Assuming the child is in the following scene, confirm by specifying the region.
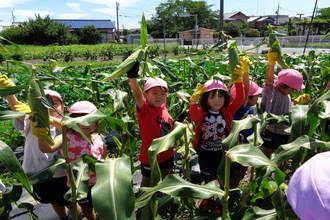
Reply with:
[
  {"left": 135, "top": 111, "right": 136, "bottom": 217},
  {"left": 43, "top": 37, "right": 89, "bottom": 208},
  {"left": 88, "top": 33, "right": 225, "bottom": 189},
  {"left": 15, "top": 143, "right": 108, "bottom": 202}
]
[
  {"left": 35, "top": 101, "right": 107, "bottom": 220},
  {"left": 127, "top": 63, "right": 174, "bottom": 188},
  {"left": 287, "top": 152, "right": 330, "bottom": 219},
  {"left": 261, "top": 50, "right": 306, "bottom": 158},
  {"left": 189, "top": 61, "right": 246, "bottom": 185},
  {"left": 0, "top": 75, "right": 73, "bottom": 220}
]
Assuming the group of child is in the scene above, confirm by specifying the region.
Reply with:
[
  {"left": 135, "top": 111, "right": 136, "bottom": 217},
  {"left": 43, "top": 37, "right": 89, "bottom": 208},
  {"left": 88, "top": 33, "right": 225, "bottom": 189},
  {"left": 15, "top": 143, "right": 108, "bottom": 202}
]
[{"left": 0, "top": 48, "right": 310, "bottom": 219}]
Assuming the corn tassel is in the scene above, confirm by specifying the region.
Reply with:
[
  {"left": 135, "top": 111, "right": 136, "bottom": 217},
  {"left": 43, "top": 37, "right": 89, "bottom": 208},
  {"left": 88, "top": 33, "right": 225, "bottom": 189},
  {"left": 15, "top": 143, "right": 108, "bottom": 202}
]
[
  {"left": 228, "top": 41, "right": 240, "bottom": 86},
  {"left": 28, "top": 67, "right": 55, "bottom": 145},
  {"left": 102, "top": 48, "right": 145, "bottom": 82},
  {"left": 269, "top": 33, "right": 290, "bottom": 69}
]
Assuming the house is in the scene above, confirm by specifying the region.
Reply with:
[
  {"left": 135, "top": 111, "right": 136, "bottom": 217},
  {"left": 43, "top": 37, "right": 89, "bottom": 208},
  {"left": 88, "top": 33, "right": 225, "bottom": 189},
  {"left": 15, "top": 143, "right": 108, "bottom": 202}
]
[
  {"left": 53, "top": 19, "right": 116, "bottom": 43},
  {"left": 248, "top": 16, "right": 275, "bottom": 30},
  {"left": 178, "top": 27, "right": 215, "bottom": 45},
  {"left": 224, "top": 12, "right": 249, "bottom": 23}
]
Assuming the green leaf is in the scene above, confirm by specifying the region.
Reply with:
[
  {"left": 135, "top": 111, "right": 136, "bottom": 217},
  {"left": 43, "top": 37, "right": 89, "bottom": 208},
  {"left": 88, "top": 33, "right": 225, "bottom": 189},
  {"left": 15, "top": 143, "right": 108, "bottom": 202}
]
[
  {"left": 306, "top": 90, "right": 330, "bottom": 136},
  {"left": 0, "top": 85, "right": 29, "bottom": 97},
  {"left": 0, "top": 110, "right": 26, "bottom": 121},
  {"left": 227, "top": 144, "right": 277, "bottom": 167},
  {"left": 0, "top": 141, "right": 33, "bottom": 195},
  {"left": 242, "top": 207, "right": 277, "bottom": 219},
  {"left": 92, "top": 156, "right": 136, "bottom": 220},
  {"left": 140, "top": 12, "right": 148, "bottom": 49},
  {"left": 148, "top": 122, "right": 189, "bottom": 186},
  {"left": 272, "top": 135, "right": 330, "bottom": 165},
  {"left": 28, "top": 155, "right": 67, "bottom": 185},
  {"left": 113, "top": 89, "right": 128, "bottom": 113},
  {"left": 288, "top": 105, "right": 309, "bottom": 141},
  {"left": 136, "top": 174, "right": 224, "bottom": 209}
]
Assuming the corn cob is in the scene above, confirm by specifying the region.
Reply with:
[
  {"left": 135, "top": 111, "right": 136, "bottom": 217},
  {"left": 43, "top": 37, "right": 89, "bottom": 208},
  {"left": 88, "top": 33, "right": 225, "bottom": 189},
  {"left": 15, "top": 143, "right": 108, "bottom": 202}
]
[
  {"left": 228, "top": 40, "right": 240, "bottom": 86},
  {"left": 28, "top": 67, "right": 55, "bottom": 145},
  {"left": 269, "top": 33, "right": 290, "bottom": 69},
  {"left": 102, "top": 48, "right": 145, "bottom": 82}
]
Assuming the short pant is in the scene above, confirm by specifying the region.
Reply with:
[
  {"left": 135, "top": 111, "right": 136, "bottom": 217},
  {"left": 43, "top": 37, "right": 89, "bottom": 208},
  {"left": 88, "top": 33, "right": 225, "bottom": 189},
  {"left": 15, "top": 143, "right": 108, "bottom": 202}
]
[
  {"left": 78, "top": 185, "right": 94, "bottom": 208},
  {"left": 141, "top": 156, "right": 174, "bottom": 178},
  {"left": 33, "top": 176, "right": 70, "bottom": 206},
  {"left": 261, "top": 129, "right": 290, "bottom": 150}
]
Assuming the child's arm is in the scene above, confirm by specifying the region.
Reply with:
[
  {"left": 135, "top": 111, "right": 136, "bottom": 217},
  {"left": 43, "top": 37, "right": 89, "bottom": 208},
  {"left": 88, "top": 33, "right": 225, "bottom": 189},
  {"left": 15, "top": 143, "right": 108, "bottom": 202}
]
[
  {"left": 30, "top": 120, "right": 62, "bottom": 153},
  {"left": 266, "top": 49, "right": 278, "bottom": 86},
  {"left": 50, "top": 116, "right": 62, "bottom": 130},
  {"left": 127, "top": 62, "right": 144, "bottom": 110},
  {"left": 38, "top": 137, "right": 62, "bottom": 153},
  {"left": 0, "top": 75, "right": 28, "bottom": 122},
  {"left": 241, "top": 56, "right": 251, "bottom": 107}
]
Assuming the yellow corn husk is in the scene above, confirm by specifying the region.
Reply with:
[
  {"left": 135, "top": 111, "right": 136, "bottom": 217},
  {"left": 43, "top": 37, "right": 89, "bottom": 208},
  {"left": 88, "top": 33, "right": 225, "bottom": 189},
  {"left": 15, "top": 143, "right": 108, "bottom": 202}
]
[
  {"left": 228, "top": 41, "right": 240, "bottom": 86},
  {"left": 269, "top": 33, "right": 290, "bottom": 69},
  {"left": 28, "top": 67, "right": 55, "bottom": 145},
  {"left": 102, "top": 48, "right": 145, "bottom": 82}
]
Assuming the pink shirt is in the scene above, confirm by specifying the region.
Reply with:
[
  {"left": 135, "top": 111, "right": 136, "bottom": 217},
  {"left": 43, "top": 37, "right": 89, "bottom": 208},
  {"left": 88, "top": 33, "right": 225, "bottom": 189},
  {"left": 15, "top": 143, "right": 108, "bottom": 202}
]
[{"left": 59, "top": 130, "right": 106, "bottom": 186}]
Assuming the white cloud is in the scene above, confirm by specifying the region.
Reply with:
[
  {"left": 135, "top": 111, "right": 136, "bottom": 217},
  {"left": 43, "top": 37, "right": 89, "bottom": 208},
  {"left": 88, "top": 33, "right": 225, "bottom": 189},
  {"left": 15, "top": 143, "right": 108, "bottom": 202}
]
[
  {"left": 0, "top": 0, "right": 34, "bottom": 8},
  {"left": 12, "top": 9, "right": 51, "bottom": 20},
  {"left": 67, "top": 3, "right": 81, "bottom": 12},
  {"left": 93, "top": 7, "right": 116, "bottom": 15},
  {"left": 55, "top": 13, "right": 91, "bottom": 19}
]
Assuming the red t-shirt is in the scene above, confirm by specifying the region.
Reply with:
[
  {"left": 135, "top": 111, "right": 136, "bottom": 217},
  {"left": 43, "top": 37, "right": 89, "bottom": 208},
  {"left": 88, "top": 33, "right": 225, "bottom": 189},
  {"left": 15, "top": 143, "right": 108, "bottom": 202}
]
[{"left": 137, "top": 100, "right": 174, "bottom": 164}]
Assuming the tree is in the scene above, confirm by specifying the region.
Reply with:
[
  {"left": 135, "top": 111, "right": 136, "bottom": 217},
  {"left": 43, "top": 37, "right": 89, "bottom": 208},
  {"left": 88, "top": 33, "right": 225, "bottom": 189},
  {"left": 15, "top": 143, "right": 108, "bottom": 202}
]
[
  {"left": 223, "top": 23, "right": 240, "bottom": 37},
  {"left": 147, "top": 0, "right": 218, "bottom": 38},
  {"left": 316, "top": 7, "right": 330, "bottom": 20},
  {"left": 0, "top": 26, "right": 28, "bottom": 44},
  {"left": 79, "top": 25, "right": 103, "bottom": 45},
  {"left": 19, "top": 14, "right": 70, "bottom": 45}
]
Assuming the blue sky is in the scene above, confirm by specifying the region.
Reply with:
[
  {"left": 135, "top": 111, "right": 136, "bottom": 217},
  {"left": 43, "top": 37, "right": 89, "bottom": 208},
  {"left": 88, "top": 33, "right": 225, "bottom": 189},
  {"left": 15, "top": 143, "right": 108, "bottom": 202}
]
[{"left": 0, "top": 0, "right": 328, "bottom": 30}]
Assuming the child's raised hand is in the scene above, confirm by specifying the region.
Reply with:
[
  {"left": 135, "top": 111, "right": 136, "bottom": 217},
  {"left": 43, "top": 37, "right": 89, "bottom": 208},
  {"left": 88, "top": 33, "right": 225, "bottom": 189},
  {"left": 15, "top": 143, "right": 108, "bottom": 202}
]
[
  {"left": 14, "top": 101, "right": 31, "bottom": 113},
  {"left": 31, "top": 121, "right": 49, "bottom": 139},
  {"left": 0, "top": 75, "right": 14, "bottom": 87},
  {"left": 126, "top": 61, "right": 140, "bottom": 78},
  {"left": 294, "top": 94, "right": 311, "bottom": 105},
  {"left": 190, "top": 83, "right": 207, "bottom": 102},
  {"left": 267, "top": 48, "right": 278, "bottom": 65},
  {"left": 233, "top": 62, "right": 244, "bottom": 83},
  {"left": 240, "top": 56, "right": 251, "bottom": 73}
]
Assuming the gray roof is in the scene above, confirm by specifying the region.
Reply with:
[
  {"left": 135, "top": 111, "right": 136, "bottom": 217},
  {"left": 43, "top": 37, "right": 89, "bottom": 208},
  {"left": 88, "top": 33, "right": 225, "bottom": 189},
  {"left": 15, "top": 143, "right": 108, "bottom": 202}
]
[{"left": 53, "top": 19, "right": 115, "bottom": 29}]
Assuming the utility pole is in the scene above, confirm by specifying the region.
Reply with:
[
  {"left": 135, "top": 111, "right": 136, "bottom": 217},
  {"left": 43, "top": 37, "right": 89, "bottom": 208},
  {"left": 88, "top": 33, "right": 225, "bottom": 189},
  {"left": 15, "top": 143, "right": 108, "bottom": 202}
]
[
  {"left": 219, "top": 0, "right": 224, "bottom": 31},
  {"left": 11, "top": 11, "right": 16, "bottom": 23},
  {"left": 297, "top": 13, "right": 304, "bottom": 21},
  {"left": 116, "top": 2, "right": 120, "bottom": 42},
  {"left": 276, "top": 4, "right": 280, "bottom": 24}
]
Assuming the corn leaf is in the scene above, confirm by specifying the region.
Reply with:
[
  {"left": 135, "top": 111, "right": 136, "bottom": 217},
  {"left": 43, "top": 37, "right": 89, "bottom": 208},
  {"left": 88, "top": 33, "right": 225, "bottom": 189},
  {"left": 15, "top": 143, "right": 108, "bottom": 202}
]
[
  {"left": 140, "top": 12, "right": 148, "bottom": 49},
  {"left": 136, "top": 174, "right": 224, "bottom": 209},
  {"left": 92, "top": 156, "right": 136, "bottom": 220},
  {"left": 0, "top": 141, "right": 33, "bottom": 195},
  {"left": 0, "top": 85, "right": 29, "bottom": 97}
]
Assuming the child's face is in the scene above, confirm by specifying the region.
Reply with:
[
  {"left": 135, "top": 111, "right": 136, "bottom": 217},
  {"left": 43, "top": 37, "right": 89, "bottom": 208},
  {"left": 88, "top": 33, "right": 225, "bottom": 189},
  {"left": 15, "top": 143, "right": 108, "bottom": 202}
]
[
  {"left": 247, "top": 95, "right": 259, "bottom": 106},
  {"left": 207, "top": 92, "right": 225, "bottom": 112},
  {"left": 78, "top": 123, "right": 98, "bottom": 135},
  {"left": 278, "top": 84, "right": 296, "bottom": 95},
  {"left": 49, "top": 97, "right": 64, "bottom": 117},
  {"left": 144, "top": 87, "right": 167, "bottom": 107}
]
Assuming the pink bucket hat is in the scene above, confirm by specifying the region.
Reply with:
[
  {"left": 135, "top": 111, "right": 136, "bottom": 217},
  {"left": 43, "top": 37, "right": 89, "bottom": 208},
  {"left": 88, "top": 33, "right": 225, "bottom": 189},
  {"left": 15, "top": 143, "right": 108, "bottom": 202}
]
[
  {"left": 287, "top": 152, "right": 330, "bottom": 219},
  {"left": 143, "top": 77, "right": 168, "bottom": 92},
  {"left": 204, "top": 79, "right": 228, "bottom": 92},
  {"left": 69, "top": 101, "right": 97, "bottom": 115},
  {"left": 274, "top": 69, "right": 305, "bottom": 90},
  {"left": 231, "top": 81, "right": 263, "bottom": 98},
  {"left": 44, "top": 89, "right": 63, "bottom": 103}
]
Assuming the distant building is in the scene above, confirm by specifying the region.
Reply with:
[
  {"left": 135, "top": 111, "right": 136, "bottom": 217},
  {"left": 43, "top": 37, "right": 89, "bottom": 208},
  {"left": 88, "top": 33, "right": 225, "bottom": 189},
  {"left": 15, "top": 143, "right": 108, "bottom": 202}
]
[
  {"left": 224, "top": 12, "right": 249, "bottom": 23},
  {"left": 53, "top": 19, "right": 116, "bottom": 43},
  {"left": 248, "top": 16, "right": 275, "bottom": 30},
  {"left": 178, "top": 27, "right": 215, "bottom": 45}
]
